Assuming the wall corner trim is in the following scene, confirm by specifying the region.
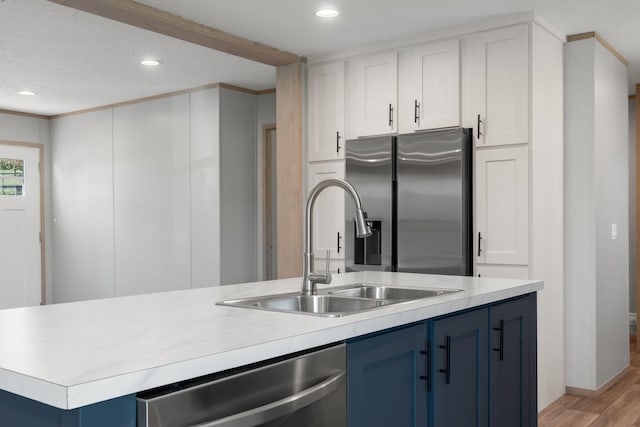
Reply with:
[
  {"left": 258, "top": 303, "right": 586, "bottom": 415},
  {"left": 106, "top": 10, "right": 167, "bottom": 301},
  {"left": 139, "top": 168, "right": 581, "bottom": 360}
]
[{"left": 567, "top": 31, "right": 629, "bottom": 66}]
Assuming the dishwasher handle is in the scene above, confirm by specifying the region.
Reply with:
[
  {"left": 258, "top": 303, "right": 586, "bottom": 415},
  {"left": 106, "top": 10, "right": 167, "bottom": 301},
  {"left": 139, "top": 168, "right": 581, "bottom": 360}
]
[{"left": 191, "top": 370, "right": 346, "bottom": 427}]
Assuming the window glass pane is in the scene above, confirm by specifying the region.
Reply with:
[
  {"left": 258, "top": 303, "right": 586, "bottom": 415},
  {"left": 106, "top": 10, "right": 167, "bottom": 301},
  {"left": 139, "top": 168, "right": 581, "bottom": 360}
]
[{"left": 0, "top": 158, "right": 24, "bottom": 196}]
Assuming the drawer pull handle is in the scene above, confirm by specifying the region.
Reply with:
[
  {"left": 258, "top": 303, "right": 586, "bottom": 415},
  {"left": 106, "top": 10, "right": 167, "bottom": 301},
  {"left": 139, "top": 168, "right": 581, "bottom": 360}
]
[
  {"left": 439, "top": 335, "right": 451, "bottom": 385},
  {"left": 493, "top": 319, "right": 505, "bottom": 361}
]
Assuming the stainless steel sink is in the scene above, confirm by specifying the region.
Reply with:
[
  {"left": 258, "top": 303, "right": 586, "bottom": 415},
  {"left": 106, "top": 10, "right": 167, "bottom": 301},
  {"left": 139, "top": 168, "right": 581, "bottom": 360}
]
[
  {"left": 321, "top": 283, "right": 463, "bottom": 301},
  {"left": 217, "top": 284, "right": 463, "bottom": 317},
  {"left": 217, "top": 293, "right": 393, "bottom": 318}
]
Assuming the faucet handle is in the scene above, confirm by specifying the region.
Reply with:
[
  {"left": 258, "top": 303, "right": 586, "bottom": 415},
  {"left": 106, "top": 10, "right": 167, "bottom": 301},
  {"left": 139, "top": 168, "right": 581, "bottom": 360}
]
[
  {"left": 323, "top": 251, "right": 332, "bottom": 283},
  {"left": 308, "top": 250, "right": 332, "bottom": 285}
]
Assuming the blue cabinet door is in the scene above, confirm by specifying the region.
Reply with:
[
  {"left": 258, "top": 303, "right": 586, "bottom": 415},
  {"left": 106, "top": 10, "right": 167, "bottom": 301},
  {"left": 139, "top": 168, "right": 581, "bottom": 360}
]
[
  {"left": 489, "top": 293, "right": 537, "bottom": 427},
  {"left": 347, "top": 323, "right": 428, "bottom": 427},
  {"left": 429, "top": 308, "right": 489, "bottom": 427}
]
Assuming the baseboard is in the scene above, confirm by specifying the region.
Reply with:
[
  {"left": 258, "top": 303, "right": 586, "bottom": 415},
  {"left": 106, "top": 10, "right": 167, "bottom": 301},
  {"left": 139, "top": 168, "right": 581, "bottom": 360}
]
[{"left": 566, "top": 366, "right": 631, "bottom": 398}]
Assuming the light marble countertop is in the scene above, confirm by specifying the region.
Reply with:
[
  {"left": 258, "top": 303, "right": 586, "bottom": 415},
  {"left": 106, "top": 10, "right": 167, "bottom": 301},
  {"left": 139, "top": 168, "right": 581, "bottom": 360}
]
[{"left": 0, "top": 271, "right": 542, "bottom": 410}]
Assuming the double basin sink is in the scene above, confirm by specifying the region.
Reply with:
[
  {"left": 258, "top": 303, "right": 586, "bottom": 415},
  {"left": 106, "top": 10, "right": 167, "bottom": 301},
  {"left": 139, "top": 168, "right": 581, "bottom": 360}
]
[{"left": 217, "top": 283, "right": 463, "bottom": 317}]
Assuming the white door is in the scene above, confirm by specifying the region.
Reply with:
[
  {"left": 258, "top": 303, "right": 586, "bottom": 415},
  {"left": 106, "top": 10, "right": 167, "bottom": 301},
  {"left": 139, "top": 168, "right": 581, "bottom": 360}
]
[
  {"left": 307, "top": 62, "right": 345, "bottom": 161},
  {"left": 0, "top": 144, "right": 41, "bottom": 309},
  {"left": 475, "top": 146, "right": 528, "bottom": 265},
  {"left": 348, "top": 51, "right": 398, "bottom": 137},
  {"left": 463, "top": 24, "right": 529, "bottom": 147},
  {"left": 399, "top": 38, "right": 460, "bottom": 132}
]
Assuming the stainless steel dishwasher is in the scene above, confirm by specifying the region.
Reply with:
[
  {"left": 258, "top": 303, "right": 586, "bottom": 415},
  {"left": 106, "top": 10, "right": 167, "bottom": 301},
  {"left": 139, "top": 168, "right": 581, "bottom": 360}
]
[{"left": 137, "top": 343, "right": 346, "bottom": 427}]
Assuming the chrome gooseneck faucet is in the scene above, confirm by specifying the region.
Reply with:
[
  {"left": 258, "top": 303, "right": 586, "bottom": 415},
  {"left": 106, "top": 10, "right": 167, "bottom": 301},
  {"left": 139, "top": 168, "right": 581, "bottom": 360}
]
[{"left": 302, "top": 178, "right": 372, "bottom": 295}]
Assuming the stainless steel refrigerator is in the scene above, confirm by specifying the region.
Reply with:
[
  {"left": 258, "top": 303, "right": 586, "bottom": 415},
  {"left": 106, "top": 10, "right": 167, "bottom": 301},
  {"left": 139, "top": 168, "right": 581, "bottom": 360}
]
[{"left": 344, "top": 127, "right": 472, "bottom": 276}]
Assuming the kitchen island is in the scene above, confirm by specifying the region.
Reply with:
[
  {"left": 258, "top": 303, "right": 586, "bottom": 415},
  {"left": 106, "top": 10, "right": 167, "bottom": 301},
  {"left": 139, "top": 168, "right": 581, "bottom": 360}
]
[{"left": 0, "top": 271, "right": 541, "bottom": 425}]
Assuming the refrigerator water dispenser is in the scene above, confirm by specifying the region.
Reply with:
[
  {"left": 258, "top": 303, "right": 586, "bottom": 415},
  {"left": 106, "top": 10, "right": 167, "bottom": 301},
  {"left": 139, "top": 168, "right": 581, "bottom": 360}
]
[{"left": 354, "top": 220, "right": 382, "bottom": 265}]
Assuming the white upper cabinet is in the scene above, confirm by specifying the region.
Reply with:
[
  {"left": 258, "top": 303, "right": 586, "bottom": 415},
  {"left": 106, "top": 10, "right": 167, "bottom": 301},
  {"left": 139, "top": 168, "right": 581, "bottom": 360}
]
[
  {"left": 347, "top": 51, "right": 398, "bottom": 138},
  {"left": 475, "top": 145, "right": 529, "bottom": 265},
  {"left": 399, "top": 38, "right": 460, "bottom": 133},
  {"left": 306, "top": 161, "right": 345, "bottom": 260},
  {"left": 463, "top": 24, "right": 529, "bottom": 147},
  {"left": 307, "top": 62, "right": 345, "bottom": 162}
]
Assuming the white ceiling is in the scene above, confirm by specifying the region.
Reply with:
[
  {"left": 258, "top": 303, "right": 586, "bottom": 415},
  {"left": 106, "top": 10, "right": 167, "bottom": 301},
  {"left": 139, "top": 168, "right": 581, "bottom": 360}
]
[
  {"left": 2, "top": 0, "right": 639, "bottom": 116},
  {"left": 0, "top": 0, "right": 276, "bottom": 116}
]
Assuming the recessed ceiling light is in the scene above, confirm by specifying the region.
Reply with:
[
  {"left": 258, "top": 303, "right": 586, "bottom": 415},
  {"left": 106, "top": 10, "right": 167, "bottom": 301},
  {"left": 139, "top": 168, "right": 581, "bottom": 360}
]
[
  {"left": 140, "top": 59, "right": 162, "bottom": 66},
  {"left": 316, "top": 9, "right": 339, "bottom": 18},
  {"left": 17, "top": 90, "right": 36, "bottom": 96}
]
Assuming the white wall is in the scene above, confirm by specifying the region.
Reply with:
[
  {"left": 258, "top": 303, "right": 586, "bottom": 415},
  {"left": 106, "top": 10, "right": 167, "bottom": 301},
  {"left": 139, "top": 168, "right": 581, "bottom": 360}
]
[
  {"left": 0, "top": 113, "right": 52, "bottom": 304},
  {"left": 593, "top": 40, "right": 630, "bottom": 386},
  {"left": 565, "top": 37, "right": 629, "bottom": 391}
]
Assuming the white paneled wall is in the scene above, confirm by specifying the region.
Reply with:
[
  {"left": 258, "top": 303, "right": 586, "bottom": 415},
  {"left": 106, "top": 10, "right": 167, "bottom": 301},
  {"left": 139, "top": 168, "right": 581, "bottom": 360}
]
[
  {"left": 50, "top": 87, "right": 271, "bottom": 302},
  {"left": 51, "top": 110, "right": 115, "bottom": 302},
  {"left": 190, "top": 88, "right": 221, "bottom": 288},
  {"left": 220, "top": 89, "right": 258, "bottom": 285},
  {"left": 113, "top": 95, "right": 191, "bottom": 297}
]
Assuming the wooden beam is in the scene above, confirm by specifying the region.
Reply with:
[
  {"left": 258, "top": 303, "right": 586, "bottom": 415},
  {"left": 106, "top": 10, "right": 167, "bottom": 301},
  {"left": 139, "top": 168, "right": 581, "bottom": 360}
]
[
  {"left": 636, "top": 83, "right": 640, "bottom": 351},
  {"left": 47, "top": 0, "right": 301, "bottom": 66},
  {"left": 276, "top": 62, "right": 303, "bottom": 279},
  {"left": 567, "top": 31, "right": 629, "bottom": 66}
]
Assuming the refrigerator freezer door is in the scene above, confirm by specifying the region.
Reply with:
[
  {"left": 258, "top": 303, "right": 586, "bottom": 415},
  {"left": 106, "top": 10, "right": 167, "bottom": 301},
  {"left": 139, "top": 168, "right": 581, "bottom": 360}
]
[
  {"left": 396, "top": 129, "right": 472, "bottom": 275},
  {"left": 344, "top": 136, "right": 394, "bottom": 272}
]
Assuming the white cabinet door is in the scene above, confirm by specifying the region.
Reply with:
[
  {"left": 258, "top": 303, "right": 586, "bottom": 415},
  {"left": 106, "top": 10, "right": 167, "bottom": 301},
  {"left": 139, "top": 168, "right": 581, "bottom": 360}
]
[
  {"left": 348, "top": 51, "right": 398, "bottom": 138},
  {"left": 475, "top": 146, "right": 528, "bottom": 265},
  {"left": 306, "top": 161, "right": 345, "bottom": 260},
  {"left": 307, "top": 62, "right": 345, "bottom": 161},
  {"left": 399, "top": 38, "right": 460, "bottom": 133},
  {"left": 463, "top": 24, "right": 529, "bottom": 147}
]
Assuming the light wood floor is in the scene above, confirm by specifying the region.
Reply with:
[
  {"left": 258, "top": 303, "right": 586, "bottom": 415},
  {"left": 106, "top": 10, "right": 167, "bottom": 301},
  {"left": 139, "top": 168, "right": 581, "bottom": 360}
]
[{"left": 539, "top": 336, "right": 640, "bottom": 426}]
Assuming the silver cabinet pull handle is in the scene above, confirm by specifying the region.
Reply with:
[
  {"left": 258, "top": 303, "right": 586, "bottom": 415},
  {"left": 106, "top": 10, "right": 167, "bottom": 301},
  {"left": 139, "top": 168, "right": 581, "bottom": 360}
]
[{"left": 192, "top": 371, "right": 346, "bottom": 427}]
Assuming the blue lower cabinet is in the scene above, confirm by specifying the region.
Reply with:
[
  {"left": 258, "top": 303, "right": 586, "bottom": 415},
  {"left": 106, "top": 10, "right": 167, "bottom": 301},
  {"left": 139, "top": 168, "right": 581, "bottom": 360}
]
[
  {"left": 0, "top": 390, "right": 136, "bottom": 427},
  {"left": 347, "top": 323, "right": 428, "bottom": 427},
  {"left": 346, "top": 293, "right": 537, "bottom": 427},
  {"left": 429, "top": 308, "right": 489, "bottom": 427}
]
